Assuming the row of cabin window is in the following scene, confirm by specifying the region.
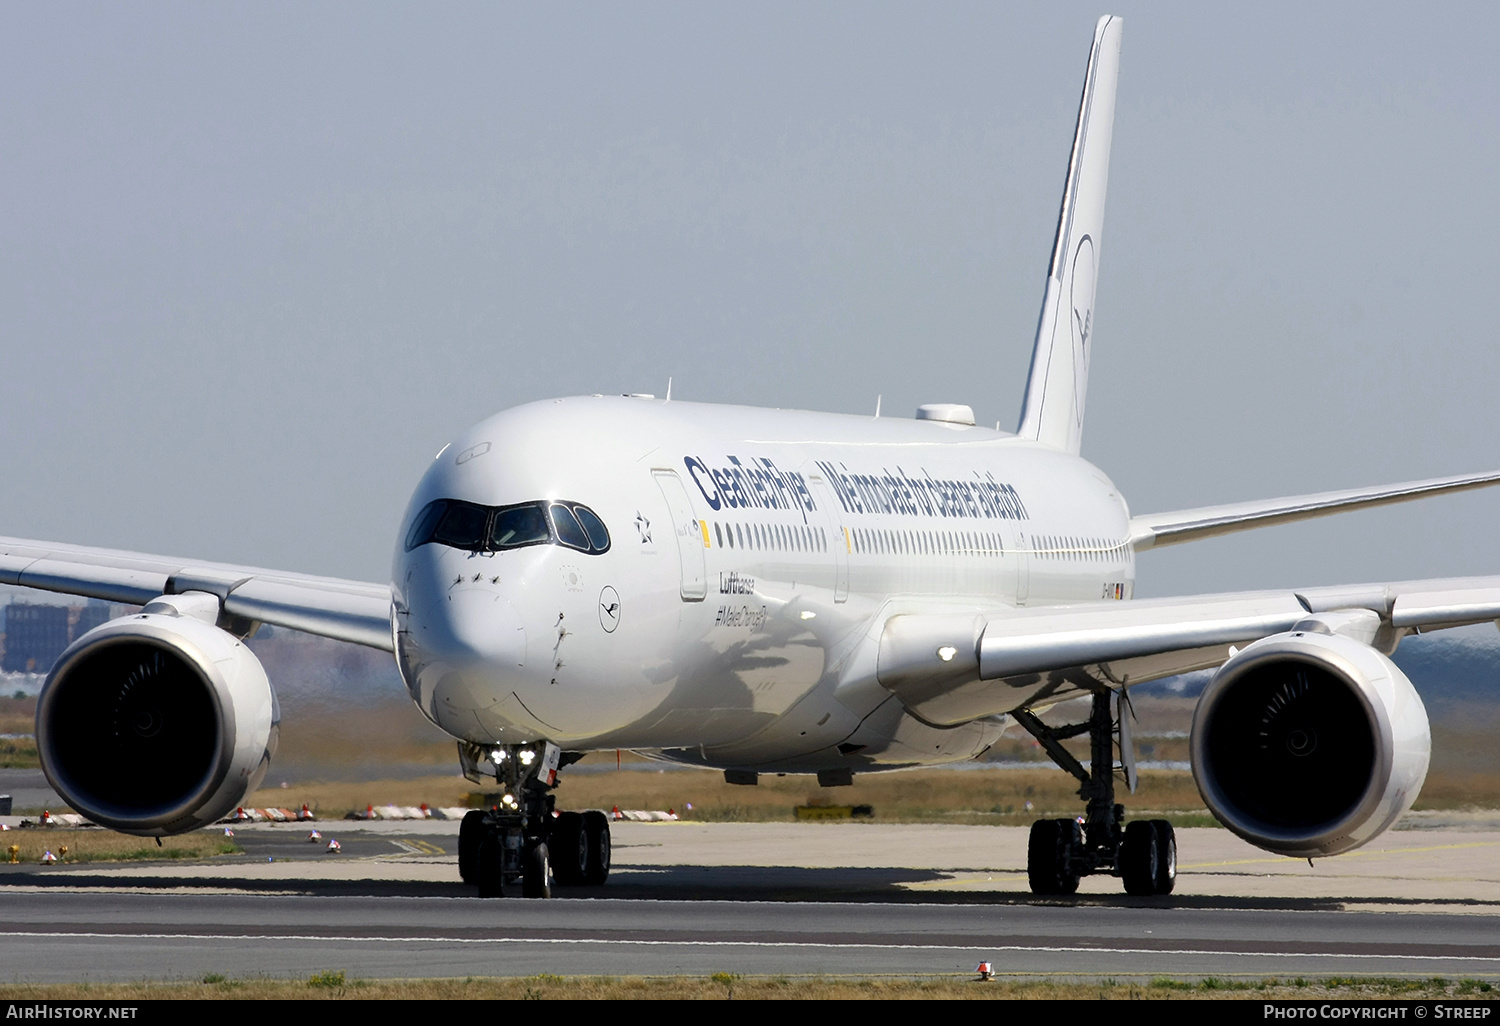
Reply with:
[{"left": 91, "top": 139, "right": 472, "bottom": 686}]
[
  {"left": 1032, "top": 535, "right": 1130, "bottom": 562},
  {"left": 707, "top": 521, "right": 1129, "bottom": 564},
  {"left": 853, "top": 527, "right": 1004, "bottom": 557},
  {"left": 713, "top": 521, "right": 827, "bottom": 553}
]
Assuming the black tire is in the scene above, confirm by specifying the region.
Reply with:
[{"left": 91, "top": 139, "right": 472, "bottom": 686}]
[
  {"left": 582, "top": 810, "right": 611, "bottom": 885},
  {"left": 1027, "top": 819, "right": 1080, "bottom": 895},
  {"left": 476, "top": 835, "right": 506, "bottom": 898},
  {"left": 1151, "top": 820, "right": 1177, "bottom": 895},
  {"left": 459, "top": 810, "right": 486, "bottom": 885},
  {"left": 1120, "top": 819, "right": 1160, "bottom": 896},
  {"left": 1055, "top": 819, "right": 1081, "bottom": 894},
  {"left": 550, "top": 812, "right": 588, "bottom": 886},
  {"left": 522, "top": 841, "right": 552, "bottom": 899}
]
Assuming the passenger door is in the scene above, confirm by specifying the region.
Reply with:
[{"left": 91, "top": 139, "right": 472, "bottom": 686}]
[
  {"left": 652, "top": 469, "right": 707, "bottom": 601},
  {"left": 806, "top": 473, "right": 849, "bottom": 603}
]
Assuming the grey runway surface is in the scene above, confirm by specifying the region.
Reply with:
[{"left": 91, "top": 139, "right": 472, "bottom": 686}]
[
  {"left": 0, "top": 769, "right": 61, "bottom": 812},
  {"left": 2, "top": 821, "right": 1498, "bottom": 982},
  {"left": 2, "top": 890, "right": 1498, "bottom": 983}
]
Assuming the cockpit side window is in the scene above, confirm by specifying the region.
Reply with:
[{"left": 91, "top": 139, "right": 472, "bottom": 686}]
[
  {"left": 491, "top": 503, "right": 551, "bottom": 550},
  {"left": 405, "top": 500, "right": 448, "bottom": 551},
  {"left": 550, "top": 503, "right": 591, "bottom": 551},
  {"left": 573, "top": 505, "right": 611, "bottom": 553}
]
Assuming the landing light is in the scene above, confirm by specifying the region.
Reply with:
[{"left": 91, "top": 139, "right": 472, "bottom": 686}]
[
  {"left": 937, "top": 646, "right": 957, "bottom": 662},
  {"left": 799, "top": 611, "right": 816, "bottom": 620}
]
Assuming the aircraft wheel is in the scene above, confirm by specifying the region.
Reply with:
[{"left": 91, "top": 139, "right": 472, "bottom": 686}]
[
  {"left": 1151, "top": 820, "right": 1177, "bottom": 895},
  {"left": 1027, "top": 819, "right": 1080, "bottom": 895},
  {"left": 476, "top": 835, "right": 507, "bottom": 898},
  {"left": 582, "top": 810, "right": 611, "bottom": 885},
  {"left": 522, "top": 841, "right": 552, "bottom": 899},
  {"left": 1120, "top": 820, "right": 1160, "bottom": 896},
  {"left": 459, "top": 809, "right": 485, "bottom": 885},
  {"left": 550, "top": 812, "right": 588, "bottom": 886}
]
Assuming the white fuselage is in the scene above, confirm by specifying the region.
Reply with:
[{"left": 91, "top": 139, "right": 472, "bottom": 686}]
[{"left": 392, "top": 395, "right": 1134, "bottom": 773}]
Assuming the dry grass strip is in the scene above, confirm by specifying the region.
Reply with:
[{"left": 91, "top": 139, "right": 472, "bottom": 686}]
[
  {"left": 0, "top": 973, "right": 1493, "bottom": 1000},
  {"left": 1, "top": 828, "right": 240, "bottom": 864}
]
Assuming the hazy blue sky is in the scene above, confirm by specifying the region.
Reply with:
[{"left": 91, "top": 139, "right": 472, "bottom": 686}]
[{"left": 4, "top": 3, "right": 1498, "bottom": 599}]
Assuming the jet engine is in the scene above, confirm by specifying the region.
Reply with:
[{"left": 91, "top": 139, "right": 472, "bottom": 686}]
[
  {"left": 35, "top": 602, "right": 279, "bottom": 836},
  {"left": 1190, "top": 629, "right": 1430, "bottom": 858}
]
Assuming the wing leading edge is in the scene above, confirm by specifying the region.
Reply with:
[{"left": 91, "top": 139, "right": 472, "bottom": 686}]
[
  {"left": 1129, "top": 468, "right": 1500, "bottom": 550},
  {"left": 0, "top": 536, "right": 393, "bottom": 651},
  {"left": 875, "top": 576, "right": 1500, "bottom": 726}
]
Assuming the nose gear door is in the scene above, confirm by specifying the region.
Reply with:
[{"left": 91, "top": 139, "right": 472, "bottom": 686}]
[{"left": 652, "top": 469, "right": 708, "bottom": 601}]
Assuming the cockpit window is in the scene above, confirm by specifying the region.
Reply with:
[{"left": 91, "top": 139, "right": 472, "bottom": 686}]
[
  {"left": 405, "top": 500, "right": 448, "bottom": 552},
  {"left": 431, "top": 500, "right": 488, "bottom": 549},
  {"left": 491, "top": 503, "right": 551, "bottom": 549},
  {"left": 405, "top": 497, "right": 611, "bottom": 555},
  {"left": 573, "top": 505, "right": 611, "bottom": 552},
  {"left": 550, "top": 503, "right": 591, "bottom": 551}
]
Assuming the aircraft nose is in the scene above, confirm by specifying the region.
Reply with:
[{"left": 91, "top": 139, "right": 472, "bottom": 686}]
[
  {"left": 401, "top": 580, "right": 530, "bottom": 725},
  {"left": 425, "top": 586, "right": 528, "bottom": 673}
]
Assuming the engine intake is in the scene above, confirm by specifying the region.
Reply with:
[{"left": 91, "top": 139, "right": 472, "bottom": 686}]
[
  {"left": 1191, "top": 630, "right": 1429, "bottom": 857},
  {"left": 36, "top": 609, "right": 279, "bottom": 836}
]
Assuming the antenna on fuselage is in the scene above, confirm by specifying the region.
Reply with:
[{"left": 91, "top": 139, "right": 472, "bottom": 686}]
[
  {"left": 666, "top": 376, "right": 673, "bottom": 402},
  {"left": 874, "top": 394, "right": 882, "bottom": 418}
]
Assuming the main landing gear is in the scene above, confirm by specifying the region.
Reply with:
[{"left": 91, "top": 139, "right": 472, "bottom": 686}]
[
  {"left": 1015, "top": 689, "right": 1176, "bottom": 897},
  {"left": 455, "top": 741, "right": 610, "bottom": 898}
]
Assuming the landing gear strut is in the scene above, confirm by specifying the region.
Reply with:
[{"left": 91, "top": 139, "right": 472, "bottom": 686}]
[
  {"left": 455, "top": 741, "right": 610, "bottom": 898},
  {"left": 1015, "top": 689, "right": 1176, "bottom": 897}
]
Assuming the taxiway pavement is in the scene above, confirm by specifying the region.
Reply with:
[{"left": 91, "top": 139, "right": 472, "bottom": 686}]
[{"left": 1, "top": 818, "right": 1497, "bottom": 982}]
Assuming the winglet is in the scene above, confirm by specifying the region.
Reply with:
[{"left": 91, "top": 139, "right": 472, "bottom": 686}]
[{"left": 1015, "top": 16, "right": 1122, "bottom": 454}]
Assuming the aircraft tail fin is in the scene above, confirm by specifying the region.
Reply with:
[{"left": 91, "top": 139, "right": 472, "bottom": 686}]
[{"left": 1015, "top": 15, "right": 1122, "bottom": 454}]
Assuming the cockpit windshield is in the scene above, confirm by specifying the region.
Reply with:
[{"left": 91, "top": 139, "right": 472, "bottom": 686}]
[
  {"left": 406, "top": 498, "right": 610, "bottom": 555},
  {"left": 431, "top": 501, "right": 488, "bottom": 549},
  {"left": 492, "top": 504, "right": 551, "bottom": 549}
]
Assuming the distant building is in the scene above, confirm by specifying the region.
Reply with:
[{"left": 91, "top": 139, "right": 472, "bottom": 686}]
[
  {"left": 1, "top": 604, "right": 71, "bottom": 674},
  {"left": 71, "top": 599, "right": 113, "bottom": 639}
]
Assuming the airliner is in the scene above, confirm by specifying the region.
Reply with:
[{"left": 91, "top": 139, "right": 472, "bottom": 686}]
[{"left": 7, "top": 16, "right": 1500, "bottom": 899}]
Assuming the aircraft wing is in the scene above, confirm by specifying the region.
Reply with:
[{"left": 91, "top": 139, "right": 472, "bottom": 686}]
[
  {"left": 1129, "top": 469, "right": 1500, "bottom": 549},
  {"left": 875, "top": 576, "right": 1500, "bottom": 725},
  {"left": 0, "top": 535, "right": 393, "bottom": 651}
]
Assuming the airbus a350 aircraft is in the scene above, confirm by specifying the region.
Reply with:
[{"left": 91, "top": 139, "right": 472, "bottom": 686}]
[{"left": 7, "top": 16, "right": 1500, "bottom": 898}]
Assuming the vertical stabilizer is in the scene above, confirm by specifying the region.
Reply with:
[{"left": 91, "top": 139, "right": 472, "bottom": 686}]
[{"left": 1015, "top": 16, "right": 1122, "bottom": 454}]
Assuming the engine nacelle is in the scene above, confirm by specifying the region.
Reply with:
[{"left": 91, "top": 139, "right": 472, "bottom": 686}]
[
  {"left": 1191, "top": 629, "right": 1430, "bottom": 858},
  {"left": 35, "top": 608, "right": 279, "bottom": 836}
]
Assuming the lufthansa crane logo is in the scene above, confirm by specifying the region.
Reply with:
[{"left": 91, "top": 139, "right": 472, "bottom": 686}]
[
  {"left": 1069, "top": 235, "right": 1096, "bottom": 420},
  {"left": 598, "top": 586, "right": 621, "bottom": 633}
]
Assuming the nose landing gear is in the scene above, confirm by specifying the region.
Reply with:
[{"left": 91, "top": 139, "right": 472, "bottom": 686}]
[
  {"left": 455, "top": 741, "right": 610, "bottom": 898},
  {"left": 1015, "top": 689, "right": 1177, "bottom": 897}
]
